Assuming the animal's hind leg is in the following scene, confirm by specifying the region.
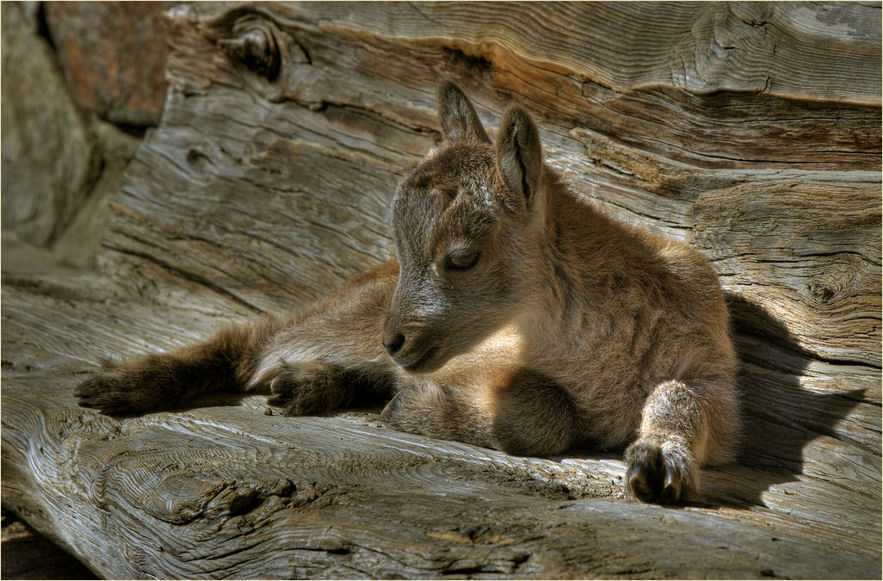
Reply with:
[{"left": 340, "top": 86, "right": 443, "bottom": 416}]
[
  {"left": 74, "top": 318, "right": 283, "bottom": 416},
  {"left": 624, "top": 378, "right": 739, "bottom": 503},
  {"left": 381, "top": 369, "right": 578, "bottom": 456}
]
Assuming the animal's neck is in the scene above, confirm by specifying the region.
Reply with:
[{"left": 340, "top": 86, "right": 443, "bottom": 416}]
[
  {"left": 513, "top": 175, "right": 626, "bottom": 351},
  {"left": 512, "top": 181, "right": 578, "bottom": 343}
]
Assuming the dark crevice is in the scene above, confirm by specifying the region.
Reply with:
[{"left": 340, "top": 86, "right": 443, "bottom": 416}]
[
  {"left": 110, "top": 122, "right": 150, "bottom": 139},
  {"left": 227, "top": 491, "right": 263, "bottom": 516},
  {"left": 34, "top": 2, "right": 56, "bottom": 51},
  {"left": 442, "top": 46, "right": 493, "bottom": 77}
]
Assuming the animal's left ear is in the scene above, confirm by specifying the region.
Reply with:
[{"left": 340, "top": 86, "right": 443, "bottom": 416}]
[
  {"left": 495, "top": 105, "right": 544, "bottom": 209},
  {"left": 438, "top": 81, "right": 491, "bottom": 144}
]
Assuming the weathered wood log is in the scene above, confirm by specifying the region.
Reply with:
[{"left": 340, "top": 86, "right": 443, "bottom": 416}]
[{"left": 2, "top": 2, "right": 880, "bottom": 578}]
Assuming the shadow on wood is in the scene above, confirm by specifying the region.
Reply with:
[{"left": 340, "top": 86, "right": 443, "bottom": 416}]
[{"left": 700, "top": 294, "right": 869, "bottom": 509}]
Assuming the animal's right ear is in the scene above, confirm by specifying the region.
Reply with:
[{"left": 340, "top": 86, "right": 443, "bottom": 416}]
[
  {"left": 495, "top": 105, "right": 543, "bottom": 210},
  {"left": 438, "top": 81, "right": 490, "bottom": 144}
]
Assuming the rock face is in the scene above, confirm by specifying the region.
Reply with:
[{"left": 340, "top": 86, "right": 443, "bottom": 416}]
[
  {"left": 2, "top": 2, "right": 880, "bottom": 579},
  {"left": 1, "top": 2, "right": 97, "bottom": 247},
  {"left": 44, "top": 1, "right": 173, "bottom": 127},
  {"left": 1, "top": 1, "right": 161, "bottom": 268}
]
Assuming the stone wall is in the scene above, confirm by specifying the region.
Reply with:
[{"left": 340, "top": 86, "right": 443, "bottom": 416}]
[{"left": 1, "top": 1, "right": 173, "bottom": 267}]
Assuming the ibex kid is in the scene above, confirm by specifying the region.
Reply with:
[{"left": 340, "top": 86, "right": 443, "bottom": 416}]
[{"left": 76, "top": 82, "right": 740, "bottom": 503}]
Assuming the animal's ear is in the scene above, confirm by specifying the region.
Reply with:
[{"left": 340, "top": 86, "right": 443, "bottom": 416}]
[
  {"left": 438, "top": 81, "right": 490, "bottom": 144},
  {"left": 495, "top": 105, "right": 543, "bottom": 208}
]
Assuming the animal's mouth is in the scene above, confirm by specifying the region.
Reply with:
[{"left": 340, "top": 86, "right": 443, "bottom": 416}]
[{"left": 398, "top": 346, "right": 440, "bottom": 374}]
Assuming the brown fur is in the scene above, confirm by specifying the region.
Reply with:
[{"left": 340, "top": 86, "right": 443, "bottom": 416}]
[{"left": 76, "top": 82, "right": 740, "bottom": 504}]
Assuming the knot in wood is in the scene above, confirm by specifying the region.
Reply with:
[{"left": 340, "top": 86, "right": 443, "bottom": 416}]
[{"left": 218, "top": 14, "right": 282, "bottom": 81}]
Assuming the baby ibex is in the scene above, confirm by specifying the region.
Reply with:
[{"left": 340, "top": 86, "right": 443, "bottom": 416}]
[{"left": 76, "top": 82, "right": 740, "bottom": 503}]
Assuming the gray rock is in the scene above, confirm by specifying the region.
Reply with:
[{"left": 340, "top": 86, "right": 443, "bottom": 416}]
[{"left": 1, "top": 1, "right": 98, "bottom": 247}]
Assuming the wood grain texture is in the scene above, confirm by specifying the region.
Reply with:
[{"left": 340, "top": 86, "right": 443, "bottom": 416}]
[{"left": 3, "top": 2, "right": 880, "bottom": 578}]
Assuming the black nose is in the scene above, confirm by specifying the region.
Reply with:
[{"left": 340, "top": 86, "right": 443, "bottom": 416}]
[{"left": 382, "top": 331, "right": 406, "bottom": 355}]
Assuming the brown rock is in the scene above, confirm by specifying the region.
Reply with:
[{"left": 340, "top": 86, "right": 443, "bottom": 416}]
[{"left": 45, "top": 2, "right": 173, "bottom": 126}]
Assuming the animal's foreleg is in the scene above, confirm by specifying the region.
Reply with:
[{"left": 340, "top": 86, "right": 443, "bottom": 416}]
[
  {"left": 624, "top": 379, "right": 738, "bottom": 503},
  {"left": 77, "top": 261, "right": 402, "bottom": 417},
  {"left": 248, "top": 261, "right": 402, "bottom": 416}
]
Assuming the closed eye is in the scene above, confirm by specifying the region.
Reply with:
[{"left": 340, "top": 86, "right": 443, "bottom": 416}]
[{"left": 444, "top": 249, "right": 481, "bottom": 272}]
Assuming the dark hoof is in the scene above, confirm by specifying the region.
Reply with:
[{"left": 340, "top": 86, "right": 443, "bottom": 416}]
[
  {"left": 624, "top": 440, "right": 693, "bottom": 504},
  {"left": 264, "top": 361, "right": 350, "bottom": 416}
]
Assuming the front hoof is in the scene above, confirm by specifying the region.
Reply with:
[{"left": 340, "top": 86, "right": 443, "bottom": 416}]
[
  {"left": 379, "top": 390, "right": 406, "bottom": 426},
  {"left": 624, "top": 439, "right": 695, "bottom": 504},
  {"left": 263, "top": 361, "right": 350, "bottom": 416},
  {"left": 379, "top": 388, "right": 428, "bottom": 436}
]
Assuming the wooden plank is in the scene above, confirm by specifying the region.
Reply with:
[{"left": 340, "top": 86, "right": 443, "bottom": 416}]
[{"left": 2, "top": 246, "right": 880, "bottom": 576}]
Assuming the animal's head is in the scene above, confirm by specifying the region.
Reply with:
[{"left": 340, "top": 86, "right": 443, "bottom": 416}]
[{"left": 382, "top": 82, "right": 549, "bottom": 373}]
